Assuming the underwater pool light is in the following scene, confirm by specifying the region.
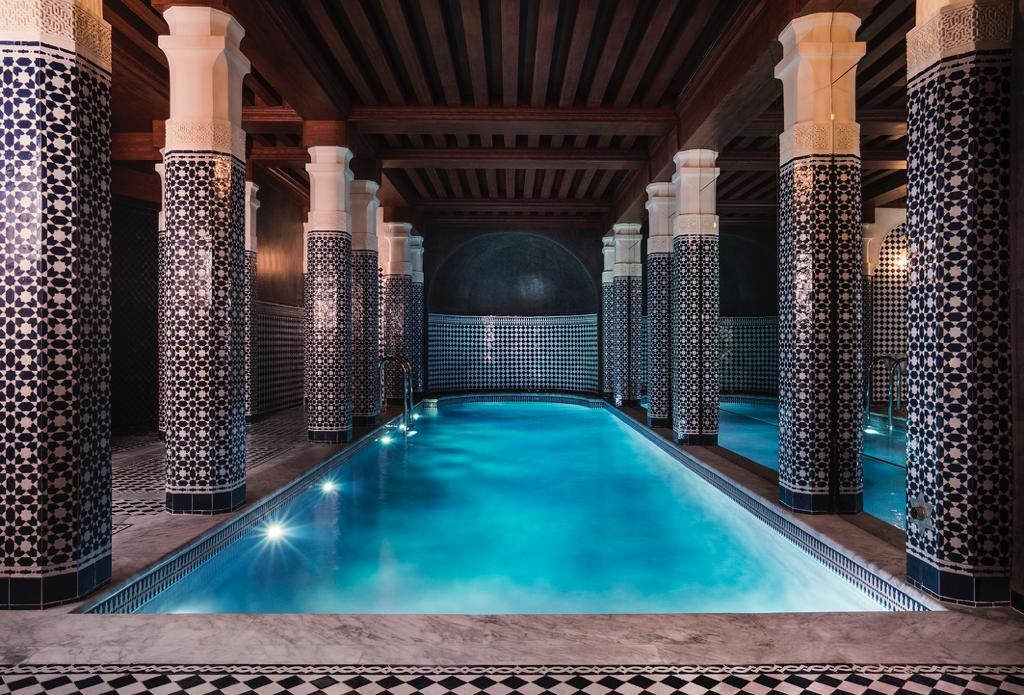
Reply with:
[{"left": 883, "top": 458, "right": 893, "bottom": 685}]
[
  {"left": 321, "top": 480, "right": 337, "bottom": 493},
  {"left": 412, "top": 413, "right": 421, "bottom": 420},
  {"left": 380, "top": 435, "right": 394, "bottom": 445},
  {"left": 265, "top": 523, "right": 285, "bottom": 540},
  {"left": 864, "top": 427, "right": 882, "bottom": 435}
]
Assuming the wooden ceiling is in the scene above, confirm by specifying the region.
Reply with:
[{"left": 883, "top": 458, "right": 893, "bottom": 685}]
[{"left": 107, "top": 0, "right": 910, "bottom": 228}]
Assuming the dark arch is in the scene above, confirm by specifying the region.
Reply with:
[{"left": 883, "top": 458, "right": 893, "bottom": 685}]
[{"left": 428, "top": 232, "right": 598, "bottom": 316}]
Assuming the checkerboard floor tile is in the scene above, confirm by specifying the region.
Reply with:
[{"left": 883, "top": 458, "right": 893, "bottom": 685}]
[
  {"left": 109, "top": 409, "right": 312, "bottom": 516},
  {"left": 1, "top": 666, "right": 1021, "bottom": 695}
]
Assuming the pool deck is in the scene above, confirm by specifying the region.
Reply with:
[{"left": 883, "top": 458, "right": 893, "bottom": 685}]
[{"left": 2, "top": 400, "right": 1022, "bottom": 691}]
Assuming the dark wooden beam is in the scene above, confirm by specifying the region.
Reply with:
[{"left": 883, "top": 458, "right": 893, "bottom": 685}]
[
  {"left": 224, "top": 0, "right": 350, "bottom": 119},
  {"left": 717, "top": 149, "right": 906, "bottom": 171},
  {"left": 459, "top": 0, "right": 489, "bottom": 107},
  {"left": 420, "top": 1, "right": 462, "bottom": 106},
  {"left": 614, "top": 0, "right": 675, "bottom": 106},
  {"left": 426, "top": 215, "right": 605, "bottom": 230},
  {"left": 248, "top": 144, "right": 308, "bottom": 166},
  {"left": 586, "top": 0, "right": 639, "bottom": 107},
  {"left": 529, "top": 0, "right": 558, "bottom": 107},
  {"left": 241, "top": 105, "right": 303, "bottom": 134},
  {"left": 417, "top": 199, "right": 609, "bottom": 214},
  {"left": 380, "top": 148, "right": 646, "bottom": 170},
  {"left": 557, "top": 0, "right": 599, "bottom": 107},
  {"left": 381, "top": 0, "right": 433, "bottom": 105},
  {"left": 501, "top": 0, "right": 520, "bottom": 106},
  {"left": 349, "top": 106, "right": 674, "bottom": 137}
]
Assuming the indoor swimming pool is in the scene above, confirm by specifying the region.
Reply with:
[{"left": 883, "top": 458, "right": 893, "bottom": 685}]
[
  {"left": 116, "top": 400, "right": 890, "bottom": 614},
  {"left": 718, "top": 398, "right": 907, "bottom": 528}
]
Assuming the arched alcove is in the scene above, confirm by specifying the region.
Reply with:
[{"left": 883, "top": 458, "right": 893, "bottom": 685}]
[{"left": 428, "top": 232, "right": 598, "bottom": 316}]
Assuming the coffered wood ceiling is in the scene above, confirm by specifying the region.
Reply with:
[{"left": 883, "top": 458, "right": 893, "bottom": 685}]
[{"left": 108, "top": 0, "right": 910, "bottom": 229}]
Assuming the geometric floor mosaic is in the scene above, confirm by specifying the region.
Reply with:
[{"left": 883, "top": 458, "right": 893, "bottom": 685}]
[
  {"left": 109, "top": 409, "right": 311, "bottom": 532},
  {"left": 2, "top": 665, "right": 1022, "bottom": 695}
]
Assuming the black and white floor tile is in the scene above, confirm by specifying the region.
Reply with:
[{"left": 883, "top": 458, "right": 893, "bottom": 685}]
[
  {"left": 1, "top": 664, "right": 1021, "bottom": 695},
  {"left": 107, "top": 410, "right": 311, "bottom": 533}
]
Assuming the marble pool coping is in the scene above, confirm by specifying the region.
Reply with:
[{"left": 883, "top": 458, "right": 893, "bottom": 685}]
[{"left": 1, "top": 394, "right": 1022, "bottom": 667}]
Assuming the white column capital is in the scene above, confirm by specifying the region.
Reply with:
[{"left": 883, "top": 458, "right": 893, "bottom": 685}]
[
  {"left": 907, "top": 0, "right": 1012, "bottom": 78},
  {"left": 646, "top": 182, "right": 676, "bottom": 254},
  {"left": 0, "top": 0, "right": 112, "bottom": 71},
  {"left": 409, "top": 234, "right": 425, "bottom": 284},
  {"left": 159, "top": 5, "right": 250, "bottom": 159},
  {"left": 862, "top": 207, "right": 907, "bottom": 276},
  {"left": 381, "top": 222, "right": 413, "bottom": 276},
  {"left": 305, "top": 146, "right": 353, "bottom": 234},
  {"left": 601, "top": 233, "right": 615, "bottom": 284},
  {"left": 674, "top": 150, "right": 719, "bottom": 236},
  {"left": 350, "top": 179, "right": 380, "bottom": 252},
  {"left": 244, "top": 182, "right": 260, "bottom": 252},
  {"left": 774, "top": 12, "right": 865, "bottom": 165},
  {"left": 613, "top": 223, "right": 642, "bottom": 277}
]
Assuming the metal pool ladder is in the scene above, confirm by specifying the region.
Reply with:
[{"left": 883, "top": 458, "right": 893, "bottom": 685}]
[{"left": 378, "top": 355, "right": 414, "bottom": 432}]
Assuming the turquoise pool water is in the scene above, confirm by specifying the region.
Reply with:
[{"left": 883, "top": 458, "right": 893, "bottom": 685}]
[
  {"left": 718, "top": 399, "right": 907, "bottom": 528},
  {"left": 138, "top": 401, "right": 883, "bottom": 614}
]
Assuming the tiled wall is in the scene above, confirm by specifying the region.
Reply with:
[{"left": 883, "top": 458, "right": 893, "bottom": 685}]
[
  {"left": 254, "top": 301, "right": 304, "bottom": 415},
  {"left": 111, "top": 197, "right": 159, "bottom": 433},
  {"left": 870, "top": 224, "right": 909, "bottom": 396},
  {"left": 428, "top": 314, "right": 598, "bottom": 393},
  {"left": 720, "top": 316, "right": 780, "bottom": 395},
  {"left": 640, "top": 315, "right": 780, "bottom": 397}
]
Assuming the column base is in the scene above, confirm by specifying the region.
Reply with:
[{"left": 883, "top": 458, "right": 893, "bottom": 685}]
[
  {"left": 907, "top": 555, "right": 1010, "bottom": 605},
  {"left": 165, "top": 486, "right": 246, "bottom": 514},
  {"left": 352, "top": 415, "right": 379, "bottom": 426},
  {"left": 675, "top": 433, "right": 718, "bottom": 445},
  {"left": 0, "top": 554, "right": 112, "bottom": 609},
  {"left": 617, "top": 398, "right": 641, "bottom": 407},
  {"left": 647, "top": 416, "right": 671, "bottom": 428},
  {"left": 778, "top": 487, "right": 862, "bottom": 514},
  {"left": 308, "top": 429, "right": 353, "bottom": 443}
]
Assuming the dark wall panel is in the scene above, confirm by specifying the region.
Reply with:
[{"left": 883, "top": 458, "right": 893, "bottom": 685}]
[
  {"left": 254, "top": 169, "right": 305, "bottom": 306},
  {"left": 425, "top": 228, "right": 603, "bottom": 316},
  {"left": 110, "top": 196, "right": 159, "bottom": 433},
  {"left": 719, "top": 220, "right": 778, "bottom": 317}
]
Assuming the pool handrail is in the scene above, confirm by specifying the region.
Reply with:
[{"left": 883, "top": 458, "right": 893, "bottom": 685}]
[
  {"left": 887, "top": 356, "right": 908, "bottom": 431},
  {"left": 379, "top": 355, "right": 413, "bottom": 431},
  {"left": 864, "top": 355, "right": 896, "bottom": 421}
]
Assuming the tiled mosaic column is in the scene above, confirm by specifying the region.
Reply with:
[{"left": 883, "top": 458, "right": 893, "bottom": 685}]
[
  {"left": 350, "top": 180, "right": 381, "bottom": 425},
  {"left": 611, "top": 224, "right": 642, "bottom": 406},
  {"left": 774, "top": 14, "right": 865, "bottom": 513},
  {"left": 380, "top": 222, "right": 413, "bottom": 401},
  {"left": 672, "top": 151, "right": 720, "bottom": 445},
  {"left": 155, "top": 160, "right": 168, "bottom": 439},
  {"left": 600, "top": 234, "right": 615, "bottom": 398},
  {"left": 904, "top": 0, "right": 1013, "bottom": 604},
  {"left": 304, "top": 147, "right": 354, "bottom": 442},
  {"left": 159, "top": 6, "right": 250, "bottom": 513},
  {"left": 645, "top": 183, "right": 675, "bottom": 427},
  {"left": 409, "top": 234, "right": 426, "bottom": 395},
  {"left": 0, "top": 0, "right": 113, "bottom": 608},
  {"left": 244, "top": 181, "right": 260, "bottom": 423}
]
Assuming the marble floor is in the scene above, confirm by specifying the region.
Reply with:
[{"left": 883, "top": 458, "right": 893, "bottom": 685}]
[{"left": 2, "top": 403, "right": 1023, "bottom": 694}]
